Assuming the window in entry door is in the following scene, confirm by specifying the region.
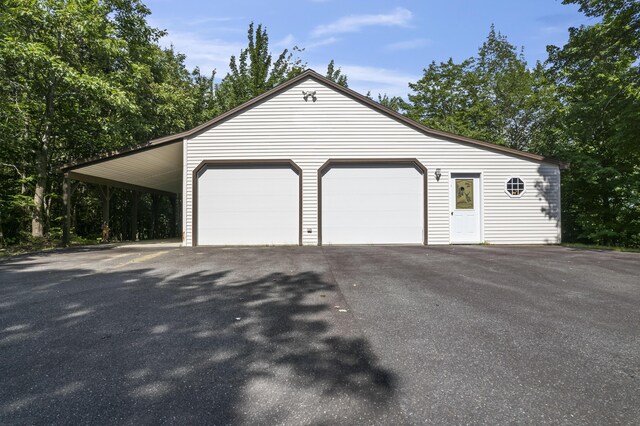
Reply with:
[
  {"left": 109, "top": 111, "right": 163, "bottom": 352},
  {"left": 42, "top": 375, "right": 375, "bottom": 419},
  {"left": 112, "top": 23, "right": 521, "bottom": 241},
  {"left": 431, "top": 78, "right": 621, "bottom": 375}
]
[{"left": 455, "top": 179, "right": 474, "bottom": 209}]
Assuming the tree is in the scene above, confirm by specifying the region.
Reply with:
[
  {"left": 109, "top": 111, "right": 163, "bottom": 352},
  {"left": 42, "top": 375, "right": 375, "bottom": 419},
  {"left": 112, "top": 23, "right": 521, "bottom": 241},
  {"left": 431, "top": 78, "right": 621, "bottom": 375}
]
[
  {"left": 546, "top": 0, "right": 640, "bottom": 246},
  {"left": 405, "top": 58, "right": 477, "bottom": 135},
  {"left": 0, "top": 0, "right": 138, "bottom": 238},
  {"left": 0, "top": 0, "right": 217, "bottom": 244},
  {"left": 326, "top": 60, "right": 348, "bottom": 87},
  {"left": 405, "top": 26, "right": 557, "bottom": 151},
  {"left": 214, "top": 23, "right": 305, "bottom": 113},
  {"left": 376, "top": 94, "right": 404, "bottom": 112}
]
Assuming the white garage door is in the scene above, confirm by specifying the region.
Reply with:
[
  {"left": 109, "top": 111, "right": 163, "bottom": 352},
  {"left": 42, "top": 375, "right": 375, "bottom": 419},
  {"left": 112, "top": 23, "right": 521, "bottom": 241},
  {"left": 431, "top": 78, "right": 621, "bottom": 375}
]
[
  {"left": 196, "top": 165, "right": 299, "bottom": 245},
  {"left": 321, "top": 164, "right": 424, "bottom": 244}
]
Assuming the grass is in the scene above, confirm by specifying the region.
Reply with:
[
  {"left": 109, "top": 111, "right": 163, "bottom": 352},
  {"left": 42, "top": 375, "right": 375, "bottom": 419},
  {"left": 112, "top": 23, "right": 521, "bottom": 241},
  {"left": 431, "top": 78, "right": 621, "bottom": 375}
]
[
  {"left": 562, "top": 243, "right": 640, "bottom": 253},
  {"left": 0, "top": 236, "right": 101, "bottom": 258}
]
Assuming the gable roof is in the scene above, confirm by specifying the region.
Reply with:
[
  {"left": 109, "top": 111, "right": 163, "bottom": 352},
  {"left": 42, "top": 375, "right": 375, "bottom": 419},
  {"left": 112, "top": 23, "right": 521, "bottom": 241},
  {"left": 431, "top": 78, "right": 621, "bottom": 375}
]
[{"left": 62, "top": 69, "right": 564, "bottom": 171}]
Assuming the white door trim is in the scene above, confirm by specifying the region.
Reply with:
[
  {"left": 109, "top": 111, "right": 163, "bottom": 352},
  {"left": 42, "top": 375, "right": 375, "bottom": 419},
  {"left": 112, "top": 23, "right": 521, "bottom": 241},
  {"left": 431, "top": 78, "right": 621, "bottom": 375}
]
[{"left": 449, "top": 172, "right": 483, "bottom": 244}]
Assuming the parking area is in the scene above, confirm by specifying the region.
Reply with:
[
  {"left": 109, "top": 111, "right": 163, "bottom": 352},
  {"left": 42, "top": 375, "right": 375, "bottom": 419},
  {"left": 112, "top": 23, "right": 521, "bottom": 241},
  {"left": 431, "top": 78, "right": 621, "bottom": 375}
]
[{"left": 1, "top": 245, "right": 638, "bottom": 424}]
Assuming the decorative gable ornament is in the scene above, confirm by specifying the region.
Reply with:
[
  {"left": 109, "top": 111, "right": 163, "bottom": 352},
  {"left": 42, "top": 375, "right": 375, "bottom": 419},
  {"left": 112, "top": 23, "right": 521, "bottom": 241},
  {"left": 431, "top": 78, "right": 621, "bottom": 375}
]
[{"left": 302, "top": 90, "right": 317, "bottom": 102}]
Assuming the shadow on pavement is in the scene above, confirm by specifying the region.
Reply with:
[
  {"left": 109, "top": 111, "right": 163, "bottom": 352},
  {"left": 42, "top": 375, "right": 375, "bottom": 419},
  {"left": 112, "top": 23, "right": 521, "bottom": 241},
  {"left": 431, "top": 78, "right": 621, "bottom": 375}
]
[{"left": 0, "top": 264, "right": 396, "bottom": 424}]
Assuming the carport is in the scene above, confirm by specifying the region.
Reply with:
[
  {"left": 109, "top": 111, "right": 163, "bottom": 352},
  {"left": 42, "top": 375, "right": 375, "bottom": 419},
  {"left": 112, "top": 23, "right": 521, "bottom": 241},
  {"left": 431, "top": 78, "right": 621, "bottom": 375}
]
[{"left": 60, "top": 139, "right": 183, "bottom": 244}]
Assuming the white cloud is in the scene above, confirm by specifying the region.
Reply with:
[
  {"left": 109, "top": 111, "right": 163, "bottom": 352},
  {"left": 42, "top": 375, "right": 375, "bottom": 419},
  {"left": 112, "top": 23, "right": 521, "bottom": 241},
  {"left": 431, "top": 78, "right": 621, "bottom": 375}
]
[
  {"left": 384, "top": 38, "right": 432, "bottom": 51},
  {"left": 256, "top": 33, "right": 338, "bottom": 51},
  {"left": 274, "top": 34, "right": 296, "bottom": 48},
  {"left": 311, "top": 7, "right": 412, "bottom": 37},
  {"left": 310, "top": 63, "right": 418, "bottom": 97},
  {"left": 158, "top": 30, "right": 244, "bottom": 77},
  {"left": 152, "top": 16, "right": 416, "bottom": 97},
  {"left": 189, "top": 16, "right": 237, "bottom": 26},
  {"left": 148, "top": 15, "right": 246, "bottom": 40},
  {"left": 539, "top": 25, "right": 565, "bottom": 35},
  {"left": 305, "top": 37, "right": 340, "bottom": 49},
  {"left": 339, "top": 64, "right": 417, "bottom": 87}
]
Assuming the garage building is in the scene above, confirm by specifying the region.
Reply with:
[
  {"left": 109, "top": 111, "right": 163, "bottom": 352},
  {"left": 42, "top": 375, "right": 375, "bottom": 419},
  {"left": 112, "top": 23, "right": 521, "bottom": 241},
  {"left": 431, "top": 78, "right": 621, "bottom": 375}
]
[{"left": 62, "top": 69, "right": 563, "bottom": 246}]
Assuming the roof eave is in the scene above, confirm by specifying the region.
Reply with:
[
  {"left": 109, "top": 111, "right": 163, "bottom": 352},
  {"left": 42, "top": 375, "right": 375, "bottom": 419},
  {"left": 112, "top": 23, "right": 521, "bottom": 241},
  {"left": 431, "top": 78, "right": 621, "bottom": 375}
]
[{"left": 62, "top": 68, "right": 566, "bottom": 172}]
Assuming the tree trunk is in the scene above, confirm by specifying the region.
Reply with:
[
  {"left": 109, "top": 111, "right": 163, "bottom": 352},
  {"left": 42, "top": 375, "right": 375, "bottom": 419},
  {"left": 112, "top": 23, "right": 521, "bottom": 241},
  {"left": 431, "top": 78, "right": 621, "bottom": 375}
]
[
  {"left": 170, "top": 194, "right": 177, "bottom": 238},
  {"left": 99, "top": 185, "right": 112, "bottom": 242},
  {"left": 102, "top": 187, "right": 110, "bottom": 225},
  {"left": 131, "top": 191, "right": 140, "bottom": 241},
  {"left": 151, "top": 194, "right": 161, "bottom": 239},
  {"left": 62, "top": 176, "right": 71, "bottom": 246},
  {"left": 62, "top": 180, "right": 79, "bottom": 246},
  {"left": 31, "top": 148, "right": 47, "bottom": 238},
  {"left": 32, "top": 84, "right": 54, "bottom": 239}
]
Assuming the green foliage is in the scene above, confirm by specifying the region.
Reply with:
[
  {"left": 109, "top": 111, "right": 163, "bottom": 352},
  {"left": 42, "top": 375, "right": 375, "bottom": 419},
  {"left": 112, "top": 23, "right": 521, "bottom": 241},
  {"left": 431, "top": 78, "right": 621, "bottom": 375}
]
[
  {"left": 406, "top": 26, "right": 559, "bottom": 151},
  {"left": 0, "top": 0, "right": 215, "bottom": 244},
  {"left": 326, "top": 60, "right": 348, "bottom": 87},
  {"left": 547, "top": 0, "right": 640, "bottom": 247},
  {"left": 405, "top": 58, "right": 476, "bottom": 133},
  {"left": 376, "top": 94, "right": 404, "bottom": 112},
  {"left": 214, "top": 23, "right": 305, "bottom": 112}
]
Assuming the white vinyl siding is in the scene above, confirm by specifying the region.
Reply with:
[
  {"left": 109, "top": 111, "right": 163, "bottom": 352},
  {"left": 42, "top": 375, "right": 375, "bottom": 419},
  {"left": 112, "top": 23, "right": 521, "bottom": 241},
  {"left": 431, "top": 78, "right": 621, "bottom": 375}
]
[{"left": 184, "top": 78, "right": 561, "bottom": 246}]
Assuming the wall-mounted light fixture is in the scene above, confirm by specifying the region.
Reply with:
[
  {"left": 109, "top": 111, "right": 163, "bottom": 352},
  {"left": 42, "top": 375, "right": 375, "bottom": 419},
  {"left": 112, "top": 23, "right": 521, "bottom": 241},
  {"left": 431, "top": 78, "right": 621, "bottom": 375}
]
[
  {"left": 302, "top": 90, "right": 317, "bottom": 102},
  {"left": 435, "top": 168, "right": 442, "bottom": 181}
]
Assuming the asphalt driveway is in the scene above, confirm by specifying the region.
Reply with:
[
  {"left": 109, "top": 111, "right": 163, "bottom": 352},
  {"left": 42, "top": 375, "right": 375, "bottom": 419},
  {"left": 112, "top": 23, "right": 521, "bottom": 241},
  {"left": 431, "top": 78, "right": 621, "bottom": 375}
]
[{"left": 1, "top": 245, "right": 638, "bottom": 424}]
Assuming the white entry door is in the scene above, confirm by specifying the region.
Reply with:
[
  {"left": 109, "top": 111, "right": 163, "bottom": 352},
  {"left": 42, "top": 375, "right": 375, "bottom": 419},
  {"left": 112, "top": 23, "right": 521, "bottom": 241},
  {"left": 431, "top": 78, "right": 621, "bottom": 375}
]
[
  {"left": 197, "top": 165, "right": 299, "bottom": 245},
  {"left": 321, "top": 164, "right": 424, "bottom": 244},
  {"left": 450, "top": 173, "right": 481, "bottom": 244}
]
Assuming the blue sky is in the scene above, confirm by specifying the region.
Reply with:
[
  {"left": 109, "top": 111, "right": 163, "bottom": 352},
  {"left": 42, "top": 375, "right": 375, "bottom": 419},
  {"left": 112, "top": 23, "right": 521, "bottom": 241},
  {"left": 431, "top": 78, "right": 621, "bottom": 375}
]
[{"left": 146, "top": 0, "right": 592, "bottom": 97}]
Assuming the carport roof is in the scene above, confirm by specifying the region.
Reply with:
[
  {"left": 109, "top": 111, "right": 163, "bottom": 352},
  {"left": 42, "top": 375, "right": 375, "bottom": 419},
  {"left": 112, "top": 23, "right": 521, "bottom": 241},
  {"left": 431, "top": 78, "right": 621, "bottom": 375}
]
[
  {"left": 63, "top": 140, "right": 182, "bottom": 195},
  {"left": 62, "top": 69, "right": 566, "bottom": 189}
]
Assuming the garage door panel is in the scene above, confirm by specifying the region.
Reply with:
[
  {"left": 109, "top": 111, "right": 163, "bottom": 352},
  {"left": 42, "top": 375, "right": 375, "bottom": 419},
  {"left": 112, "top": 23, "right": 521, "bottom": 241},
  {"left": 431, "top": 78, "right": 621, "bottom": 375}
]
[
  {"left": 321, "top": 165, "right": 424, "bottom": 244},
  {"left": 201, "top": 196, "right": 297, "bottom": 212},
  {"left": 197, "top": 166, "right": 299, "bottom": 245},
  {"left": 327, "top": 210, "right": 421, "bottom": 227},
  {"left": 198, "top": 225, "right": 298, "bottom": 246},
  {"left": 326, "top": 194, "right": 422, "bottom": 209}
]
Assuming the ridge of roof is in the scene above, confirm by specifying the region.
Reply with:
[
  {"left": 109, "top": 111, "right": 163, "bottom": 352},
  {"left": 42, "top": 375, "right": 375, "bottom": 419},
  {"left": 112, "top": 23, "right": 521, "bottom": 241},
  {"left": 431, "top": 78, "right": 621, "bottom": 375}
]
[{"left": 62, "top": 68, "right": 565, "bottom": 171}]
